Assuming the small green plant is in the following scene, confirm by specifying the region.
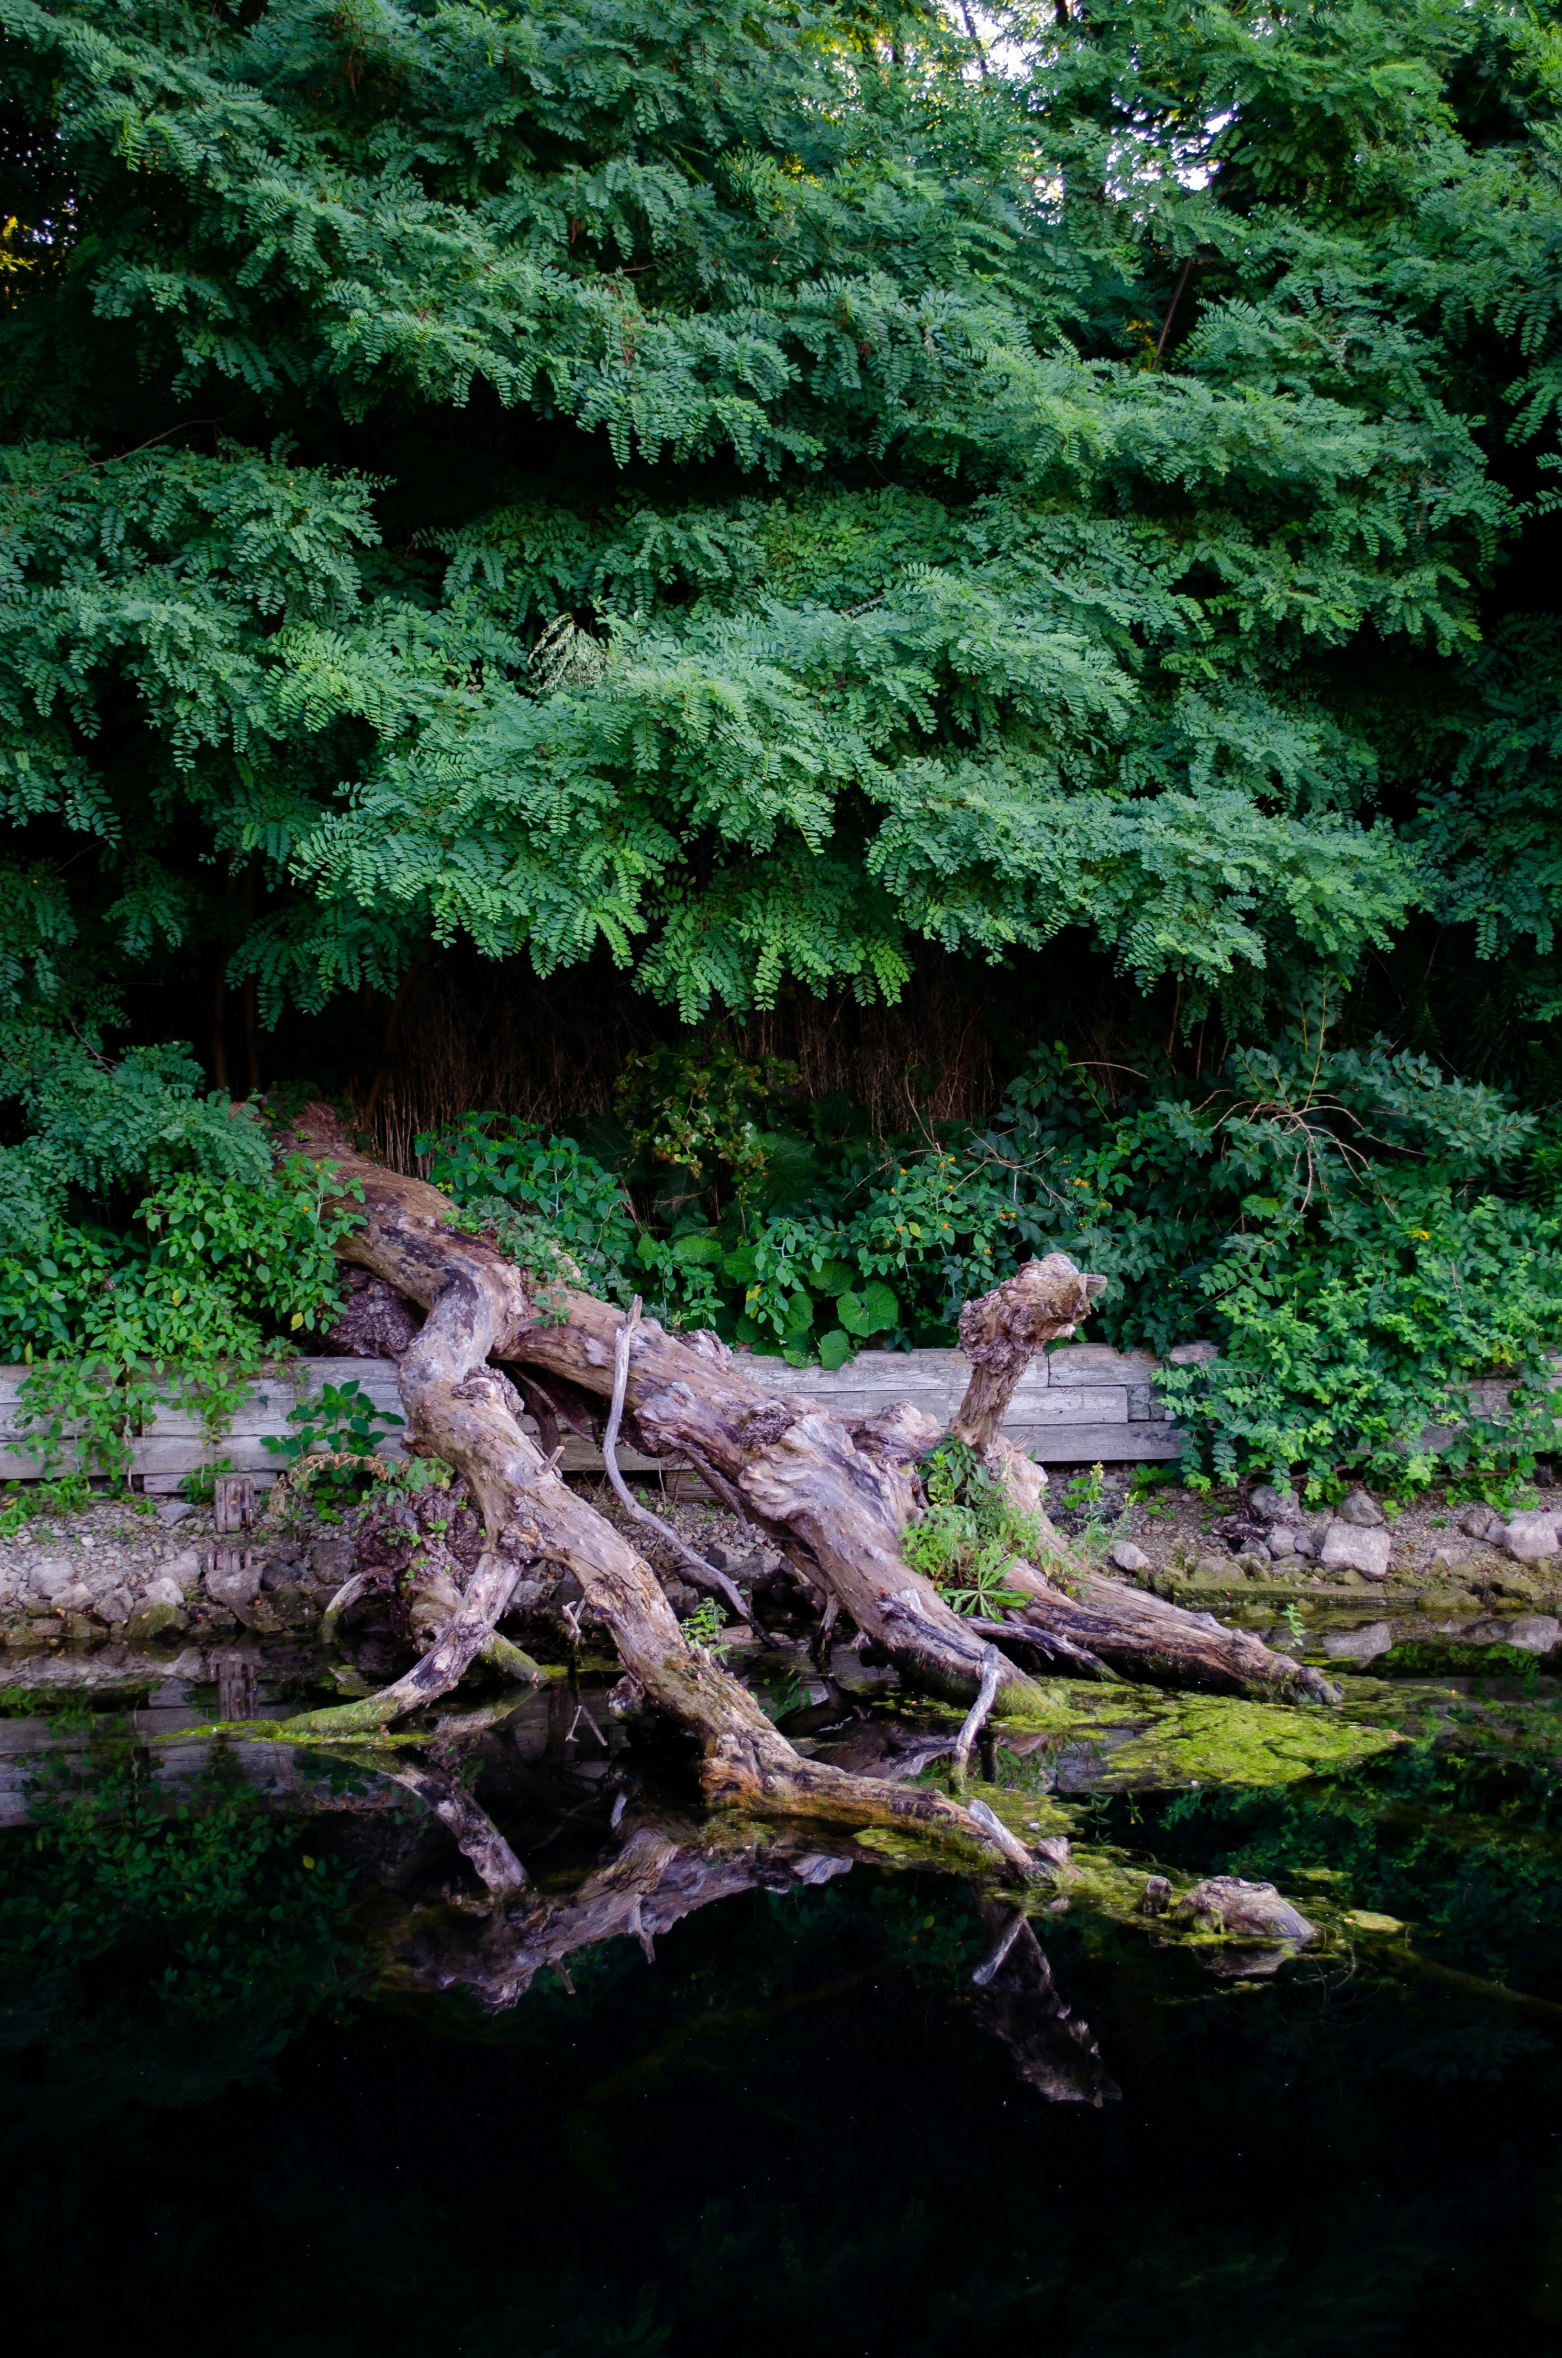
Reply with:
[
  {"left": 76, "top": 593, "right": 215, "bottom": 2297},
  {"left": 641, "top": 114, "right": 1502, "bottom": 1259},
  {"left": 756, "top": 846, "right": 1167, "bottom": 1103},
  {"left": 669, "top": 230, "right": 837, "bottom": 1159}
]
[
  {"left": 0, "top": 1472, "right": 91, "bottom": 1539},
  {"left": 679, "top": 1596, "right": 732, "bottom": 1658},
  {"left": 901, "top": 1440, "right": 1055, "bottom": 1616},
  {"left": 1281, "top": 1599, "right": 1307, "bottom": 1644},
  {"left": 759, "top": 1668, "right": 810, "bottom": 1722},
  {"left": 1059, "top": 1462, "right": 1106, "bottom": 1518},
  {"left": 178, "top": 1456, "right": 234, "bottom": 1506},
  {"left": 262, "top": 1379, "right": 404, "bottom": 1510}
]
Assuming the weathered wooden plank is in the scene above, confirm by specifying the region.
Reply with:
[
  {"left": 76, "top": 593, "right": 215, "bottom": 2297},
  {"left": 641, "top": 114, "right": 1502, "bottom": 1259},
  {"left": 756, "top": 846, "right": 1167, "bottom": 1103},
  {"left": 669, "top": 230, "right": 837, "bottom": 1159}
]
[
  {"left": 1044, "top": 1343, "right": 1161, "bottom": 1386},
  {"left": 1015, "top": 1422, "right": 1183, "bottom": 1464},
  {"left": 15, "top": 1336, "right": 1549, "bottom": 1484}
]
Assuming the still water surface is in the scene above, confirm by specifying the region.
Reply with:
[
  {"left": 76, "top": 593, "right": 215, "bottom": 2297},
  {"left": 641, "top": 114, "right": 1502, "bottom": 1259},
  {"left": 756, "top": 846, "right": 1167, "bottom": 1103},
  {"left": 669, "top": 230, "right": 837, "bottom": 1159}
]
[{"left": 4, "top": 1668, "right": 1562, "bottom": 2357}]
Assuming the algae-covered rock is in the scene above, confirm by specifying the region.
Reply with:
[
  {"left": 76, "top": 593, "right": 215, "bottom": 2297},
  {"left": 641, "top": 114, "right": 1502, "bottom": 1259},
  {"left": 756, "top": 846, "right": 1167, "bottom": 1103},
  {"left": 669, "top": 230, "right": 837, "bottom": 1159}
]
[
  {"left": 1171, "top": 1877, "right": 1317, "bottom": 1973},
  {"left": 124, "top": 1600, "right": 187, "bottom": 1645}
]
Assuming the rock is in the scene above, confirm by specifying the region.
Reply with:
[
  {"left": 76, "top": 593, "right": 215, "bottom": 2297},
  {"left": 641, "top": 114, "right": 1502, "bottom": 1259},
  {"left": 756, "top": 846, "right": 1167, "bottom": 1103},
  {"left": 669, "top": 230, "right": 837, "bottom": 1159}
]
[
  {"left": 94, "top": 1588, "right": 132, "bottom": 1625},
  {"left": 1492, "top": 1569, "right": 1543, "bottom": 1602},
  {"left": 1320, "top": 1620, "right": 1393, "bottom": 1662},
  {"left": 204, "top": 1555, "right": 261, "bottom": 1610},
  {"left": 505, "top": 1577, "right": 555, "bottom": 1616},
  {"left": 50, "top": 1581, "right": 94, "bottom": 1614},
  {"left": 1267, "top": 1529, "right": 1300, "bottom": 1559},
  {"left": 1249, "top": 1485, "right": 1301, "bottom": 1524},
  {"left": 1503, "top": 1615, "right": 1562, "bottom": 1653},
  {"left": 1337, "top": 1488, "right": 1385, "bottom": 1528},
  {"left": 1458, "top": 1502, "right": 1503, "bottom": 1541},
  {"left": 141, "top": 1576, "right": 186, "bottom": 1610},
  {"left": 1167, "top": 1340, "right": 1218, "bottom": 1365},
  {"left": 26, "top": 1615, "right": 64, "bottom": 1639},
  {"left": 310, "top": 1539, "right": 355, "bottom": 1582},
  {"left": 125, "top": 1600, "right": 187, "bottom": 1644},
  {"left": 260, "top": 1551, "right": 308, "bottom": 1592},
  {"left": 1430, "top": 1542, "right": 1469, "bottom": 1569},
  {"left": 158, "top": 1547, "right": 203, "bottom": 1591},
  {"left": 1108, "top": 1540, "right": 1150, "bottom": 1574},
  {"left": 1170, "top": 1876, "right": 1316, "bottom": 1947},
  {"left": 156, "top": 1499, "right": 196, "bottom": 1526},
  {"left": 1319, "top": 1522, "right": 1392, "bottom": 1580},
  {"left": 1290, "top": 1533, "right": 1317, "bottom": 1558},
  {"left": 1502, "top": 1513, "right": 1560, "bottom": 1563},
  {"left": 28, "top": 1557, "right": 78, "bottom": 1601}
]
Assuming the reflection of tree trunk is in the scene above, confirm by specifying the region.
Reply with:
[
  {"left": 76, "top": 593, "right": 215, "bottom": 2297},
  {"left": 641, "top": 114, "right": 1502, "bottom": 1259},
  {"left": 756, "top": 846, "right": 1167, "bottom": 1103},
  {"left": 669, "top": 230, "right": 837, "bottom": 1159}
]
[
  {"left": 971, "top": 1901, "right": 1119, "bottom": 2106},
  {"left": 390, "top": 1815, "right": 1114, "bottom": 2105},
  {"left": 361, "top": 1748, "right": 527, "bottom": 1893}
]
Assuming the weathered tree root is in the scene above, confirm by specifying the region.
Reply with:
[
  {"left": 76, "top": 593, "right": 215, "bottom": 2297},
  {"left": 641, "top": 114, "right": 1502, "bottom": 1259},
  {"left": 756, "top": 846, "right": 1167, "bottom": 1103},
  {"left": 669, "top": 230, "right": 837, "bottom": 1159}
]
[
  {"left": 277, "top": 1108, "right": 1048, "bottom": 1875},
  {"left": 280, "top": 1106, "right": 1330, "bottom": 1829}
]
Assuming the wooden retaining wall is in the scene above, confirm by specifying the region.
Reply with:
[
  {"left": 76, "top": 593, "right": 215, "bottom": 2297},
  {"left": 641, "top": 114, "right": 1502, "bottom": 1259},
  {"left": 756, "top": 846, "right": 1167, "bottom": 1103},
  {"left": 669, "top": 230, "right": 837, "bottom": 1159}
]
[{"left": 0, "top": 1340, "right": 1184, "bottom": 1491}]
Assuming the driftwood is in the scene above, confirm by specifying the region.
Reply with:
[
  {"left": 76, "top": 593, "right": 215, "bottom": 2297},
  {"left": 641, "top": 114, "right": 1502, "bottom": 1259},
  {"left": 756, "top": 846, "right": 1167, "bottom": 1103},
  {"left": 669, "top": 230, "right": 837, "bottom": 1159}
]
[
  {"left": 951, "top": 1255, "right": 1107, "bottom": 1449},
  {"left": 278, "top": 1108, "right": 1044, "bottom": 1875},
  {"left": 279, "top": 1107, "right": 1332, "bottom": 1823}
]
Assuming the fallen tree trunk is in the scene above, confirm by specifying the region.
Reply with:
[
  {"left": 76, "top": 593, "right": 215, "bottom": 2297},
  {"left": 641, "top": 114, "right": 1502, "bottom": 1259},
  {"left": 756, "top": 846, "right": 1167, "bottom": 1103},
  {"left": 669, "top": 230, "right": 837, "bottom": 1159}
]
[
  {"left": 282, "top": 1107, "right": 1329, "bottom": 1764},
  {"left": 506, "top": 1260, "right": 1330, "bottom": 1707},
  {"left": 277, "top": 1108, "right": 1042, "bottom": 1873}
]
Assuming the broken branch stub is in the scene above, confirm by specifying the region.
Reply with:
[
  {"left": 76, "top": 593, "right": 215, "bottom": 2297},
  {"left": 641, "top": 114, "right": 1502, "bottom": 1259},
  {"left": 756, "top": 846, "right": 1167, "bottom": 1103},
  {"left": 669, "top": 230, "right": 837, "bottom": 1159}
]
[{"left": 951, "top": 1254, "right": 1106, "bottom": 1451}]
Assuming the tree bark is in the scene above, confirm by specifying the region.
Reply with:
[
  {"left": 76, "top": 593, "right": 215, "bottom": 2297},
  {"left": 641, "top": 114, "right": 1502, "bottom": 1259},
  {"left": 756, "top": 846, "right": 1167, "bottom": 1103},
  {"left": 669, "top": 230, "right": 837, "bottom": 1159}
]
[{"left": 951, "top": 1254, "right": 1105, "bottom": 1450}]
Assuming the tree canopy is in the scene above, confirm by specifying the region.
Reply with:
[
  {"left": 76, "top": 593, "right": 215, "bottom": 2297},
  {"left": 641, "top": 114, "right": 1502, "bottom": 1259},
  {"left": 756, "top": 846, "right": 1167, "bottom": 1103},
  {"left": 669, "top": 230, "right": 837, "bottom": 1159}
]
[{"left": 5, "top": 0, "right": 1562, "bottom": 1065}]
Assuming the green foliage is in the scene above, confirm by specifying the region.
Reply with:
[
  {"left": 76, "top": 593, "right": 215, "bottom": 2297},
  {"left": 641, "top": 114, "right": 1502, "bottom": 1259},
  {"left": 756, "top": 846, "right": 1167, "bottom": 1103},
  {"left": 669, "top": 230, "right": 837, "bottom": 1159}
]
[
  {"left": 417, "top": 1024, "right": 1562, "bottom": 1491},
  {"left": 0, "top": 1736, "right": 359, "bottom": 2124},
  {"left": 0, "top": 1036, "right": 360, "bottom": 1486},
  {"left": 982, "top": 1038, "right": 1562, "bottom": 1490},
  {"left": 263, "top": 1377, "right": 405, "bottom": 1511},
  {"left": 5, "top": 0, "right": 1562, "bottom": 1046},
  {"left": 615, "top": 1041, "right": 802, "bottom": 1209},
  {"left": 900, "top": 1439, "right": 1055, "bottom": 1613},
  {"left": 420, "top": 1113, "right": 640, "bottom": 1305},
  {"left": 679, "top": 1597, "right": 731, "bottom": 1657},
  {"left": 0, "top": 1038, "right": 356, "bottom": 1369}
]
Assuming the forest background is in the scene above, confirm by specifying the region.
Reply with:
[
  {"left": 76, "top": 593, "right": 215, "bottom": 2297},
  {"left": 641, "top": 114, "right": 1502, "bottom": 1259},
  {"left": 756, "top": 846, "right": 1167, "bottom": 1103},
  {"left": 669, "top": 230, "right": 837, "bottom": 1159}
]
[{"left": 7, "top": 0, "right": 1562, "bottom": 1492}]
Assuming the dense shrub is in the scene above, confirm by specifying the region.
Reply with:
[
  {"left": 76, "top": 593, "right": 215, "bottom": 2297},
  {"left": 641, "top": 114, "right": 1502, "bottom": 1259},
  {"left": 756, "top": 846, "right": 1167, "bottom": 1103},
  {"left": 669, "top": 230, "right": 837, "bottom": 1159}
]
[{"left": 422, "top": 1035, "right": 1562, "bottom": 1493}]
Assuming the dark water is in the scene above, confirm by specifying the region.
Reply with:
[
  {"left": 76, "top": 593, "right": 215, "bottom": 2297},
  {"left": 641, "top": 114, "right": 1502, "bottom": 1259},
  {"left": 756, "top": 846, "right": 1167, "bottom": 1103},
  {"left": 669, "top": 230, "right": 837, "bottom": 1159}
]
[{"left": 5, "top": 1688, "right": 1562, "bottom": 2358}]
